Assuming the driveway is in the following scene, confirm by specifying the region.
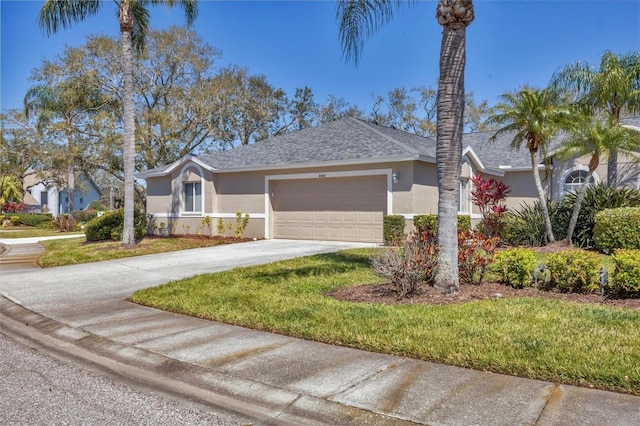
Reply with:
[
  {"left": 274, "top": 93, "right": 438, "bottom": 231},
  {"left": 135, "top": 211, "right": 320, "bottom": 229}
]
[{"left": 0, "top": 239, "right": 374, "bottom": 323}]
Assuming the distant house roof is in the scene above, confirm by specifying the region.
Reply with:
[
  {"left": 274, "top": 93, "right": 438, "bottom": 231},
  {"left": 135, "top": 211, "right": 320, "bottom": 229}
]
[{"left": 137, "top": 116, "right": 640, "bottom": 179}]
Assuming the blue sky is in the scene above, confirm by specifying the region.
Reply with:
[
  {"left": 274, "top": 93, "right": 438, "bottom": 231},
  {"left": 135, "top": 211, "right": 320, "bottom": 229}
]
[{"left": 2, "top": 1, "right": 639, "bottom": 115}]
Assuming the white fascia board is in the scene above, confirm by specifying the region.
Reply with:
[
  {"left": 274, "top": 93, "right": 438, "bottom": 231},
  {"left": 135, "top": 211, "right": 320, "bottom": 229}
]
[
  {"left": 215, "top": 155, "right": 419, "bottom": 174},
  {"left": 136, "top": 155, "right": 218, "bottom": 179},
  {"left": 461, "top": 147, "right": 504, "bottom": 176},
  {"left": 498, "top": 164, "right": 547, "bottom": 171}
]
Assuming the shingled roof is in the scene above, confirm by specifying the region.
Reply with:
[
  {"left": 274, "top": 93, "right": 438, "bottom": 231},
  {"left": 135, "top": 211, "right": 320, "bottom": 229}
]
[{"left": 139, "top": 116, "right": 640, "bottom": 178}]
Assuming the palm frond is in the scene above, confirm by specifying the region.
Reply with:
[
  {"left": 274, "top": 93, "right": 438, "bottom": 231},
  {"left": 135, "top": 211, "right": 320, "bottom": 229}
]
[
  {"left": 336, "top": 0, "right": 407, "bottom": 65},
  {"left": 39, "top": 0, "right": 102, "bottom": 36}
]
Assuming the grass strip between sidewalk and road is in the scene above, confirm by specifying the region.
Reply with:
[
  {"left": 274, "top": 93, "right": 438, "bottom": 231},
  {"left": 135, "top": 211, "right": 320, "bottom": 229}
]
[{"left": 131, "top": 248, "right": 640, "bottom": 396}]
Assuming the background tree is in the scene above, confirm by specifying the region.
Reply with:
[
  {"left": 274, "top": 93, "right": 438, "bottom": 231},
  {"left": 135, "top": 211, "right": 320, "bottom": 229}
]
[
  {"left": 486, "top": 87, "right": 571, "bottom": 243},
  {"left": 24, "top": 69, "right": 108, "bottom": 215},
  {"left": 556, "top": 114, "right": 640, "bottom": 244},
  {"left": 0, "top": 110, "right": 46, "bottom": 191},
  {"left": 317, "top": 95, "right": 364, "bottom": 124},
  {"left": 39, "top": 0, "right": 198, "bottom": 245},
  {"left": 337, "top": 0, "right": 475, "bottom": 294},
  {"left": 551, "top": 51, "right": 640, "bottom": 185}
]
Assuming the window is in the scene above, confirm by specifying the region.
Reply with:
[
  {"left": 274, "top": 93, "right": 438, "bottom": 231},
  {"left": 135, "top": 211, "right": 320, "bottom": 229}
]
[
  {"left": 184, "top": 182, "right": 201, "bottom": 212},
  {"left": 562, "top": 169, "right": 595, "bottom": 196},
  {"left": 459, "top": 178, "right": 471, "bottom": 213},
  {"left": 40, "top": 191, "right": 48, "bottom": 206}
]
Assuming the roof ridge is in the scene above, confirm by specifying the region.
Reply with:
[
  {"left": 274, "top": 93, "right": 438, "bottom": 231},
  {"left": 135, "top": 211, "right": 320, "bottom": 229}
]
[{"left": 349, "top": 117, "right": 422, "bottom": 156}]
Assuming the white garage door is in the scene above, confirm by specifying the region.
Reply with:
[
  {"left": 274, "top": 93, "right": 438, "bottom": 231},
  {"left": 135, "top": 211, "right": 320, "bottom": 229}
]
[{"left": 271, "top": 176, "right": 386, "bottom": 243}]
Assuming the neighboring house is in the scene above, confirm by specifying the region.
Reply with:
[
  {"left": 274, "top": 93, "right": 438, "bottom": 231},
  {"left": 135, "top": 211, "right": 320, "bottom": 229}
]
[
  {"left": 138, "top": 117, "right": 640, "bottom": 243},
  {"left": 24, "top": 173, "right": 102, "bottom": 216}
]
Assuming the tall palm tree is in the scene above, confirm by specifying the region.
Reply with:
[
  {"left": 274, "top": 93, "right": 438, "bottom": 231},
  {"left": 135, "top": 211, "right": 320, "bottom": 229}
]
[
  {"left": 486, "top": 88, "right": 571, "bottom": 244},
  {"left": 39, "top": 0, "right": 198, "bottom": 245},
  {"left": 337, "top": 0, "right": 474, "bottom": 294},
  {"left": 556, "top": 115, "right": 640, "bottom": 245},
  {"left": 551, "top": 51, "right": 640, "bottom": 186}
]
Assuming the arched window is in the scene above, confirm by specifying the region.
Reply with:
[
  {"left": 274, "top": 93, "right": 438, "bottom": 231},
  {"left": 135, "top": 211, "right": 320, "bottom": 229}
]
[
  {"left": 179, "top": 163, "right": 204, "bottom": 214},
  {"left": 561, "top": 168, "right": 597, "bottom": 197}
]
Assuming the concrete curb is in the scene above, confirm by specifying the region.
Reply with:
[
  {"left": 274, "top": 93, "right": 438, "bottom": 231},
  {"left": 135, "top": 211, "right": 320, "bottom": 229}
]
[{"left": 0, "top": 295, "right": 414, "bottom": 425}]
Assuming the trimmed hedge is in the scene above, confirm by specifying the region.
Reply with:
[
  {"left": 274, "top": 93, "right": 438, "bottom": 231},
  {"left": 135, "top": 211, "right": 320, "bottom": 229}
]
[
  {"left": 492, "top": 248, "right": 537, "bottom": 288},
  {"left": 85, "top": 209, "right": 146, "bottom": 242},
  {"left": 5, "top": 213, "right": 53, "bottom": 229},
  {"left": 413, "top": 214, "right": 470, "bottom": 235},
  {"left": 383, "top": 215, "right": 405, "bottom": 245},
  {"left": 610, "top": 249, "right": 640, "bottom": 295},
  {"left": 594, "top": 207, "right": 640, "bottom": 252},
  {"left": 546, "top": 250, "right": 600, "bottom": 293}
]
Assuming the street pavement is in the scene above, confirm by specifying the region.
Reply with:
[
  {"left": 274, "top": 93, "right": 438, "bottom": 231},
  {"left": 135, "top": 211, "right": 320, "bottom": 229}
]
[{"left": 1, "top": 238, "right": 639, "bottom": 425}]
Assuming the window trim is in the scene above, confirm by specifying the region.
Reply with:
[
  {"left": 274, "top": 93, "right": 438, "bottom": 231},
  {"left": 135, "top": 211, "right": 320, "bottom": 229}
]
[
  {"left": 559, "top": 166, "right": 598, "bottom": 198},
  {"left": 178, "top": 163, "right": 205, "bottom": 215}
]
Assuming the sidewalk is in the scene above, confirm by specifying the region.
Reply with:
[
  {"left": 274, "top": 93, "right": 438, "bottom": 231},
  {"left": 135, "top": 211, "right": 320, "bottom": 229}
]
[{"left": 1, "top": 239, "right": 639, "bottom": 425}]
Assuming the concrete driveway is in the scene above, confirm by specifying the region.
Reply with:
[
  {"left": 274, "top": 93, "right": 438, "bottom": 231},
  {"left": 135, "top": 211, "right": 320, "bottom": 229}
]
[{"left": 0, "top": 239, "right": 374, "bottom": 322}]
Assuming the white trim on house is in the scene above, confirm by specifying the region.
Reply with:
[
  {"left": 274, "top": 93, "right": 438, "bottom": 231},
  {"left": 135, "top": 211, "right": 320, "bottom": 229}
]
[
  {"left": 178, "top": 162, "right": 205, "bottom": 215},
  {"left": 263, "top": 168, "right": 394, "bottom": 239},
  {"left": 462, "top": 147, "right": 505, "bottom": 177},
  {"left": 151, "top": 212, "right": 266, "bottom": 219},
  {"left": 558, "top": 165, "right": 599, "bottom": 198},
  {"left": 138, "top": 155, "right": 217, "bottom": 178},
  {"left": 399, "top": 213, "right": 482, "bottom": 220}
]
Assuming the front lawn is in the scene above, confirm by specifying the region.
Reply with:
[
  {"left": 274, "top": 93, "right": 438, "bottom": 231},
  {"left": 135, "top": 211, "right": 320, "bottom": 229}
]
[
  {"left": 38, "top": 235, "right": 245, "bottom": 267},
  {"left": 0, "top": 228, "right": 83, "bottom": 239},
  {"left": 131, "top": 248, "right": 640, "bottom": 395}
]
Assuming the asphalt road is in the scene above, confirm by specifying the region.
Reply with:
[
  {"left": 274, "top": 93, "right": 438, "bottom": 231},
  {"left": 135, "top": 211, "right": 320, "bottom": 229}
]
[{"left": 0, "top": 333, "right": 252, "bottom": 425}]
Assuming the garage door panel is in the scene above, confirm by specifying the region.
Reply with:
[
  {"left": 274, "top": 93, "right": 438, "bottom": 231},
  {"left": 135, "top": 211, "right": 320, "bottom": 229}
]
[{"left": 271, "top": 176, "right": 386, "bottom": 243}]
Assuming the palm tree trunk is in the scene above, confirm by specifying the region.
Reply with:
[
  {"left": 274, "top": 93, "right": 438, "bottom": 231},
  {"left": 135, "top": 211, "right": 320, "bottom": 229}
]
[
  {"left": 434, "top": 14, "right": 468, "bottom": 294},
  {"left": 120, "top": 3, "right": 136, "bottom": 245},
  {"left": 530, "top": 150, "right": 555, "bottom": 243},
  {"left": 606, "top": 149, "right": 618, "bottom": 186},
  {"left": 565, "top": 169, "right": 594, "bottom": 245}
]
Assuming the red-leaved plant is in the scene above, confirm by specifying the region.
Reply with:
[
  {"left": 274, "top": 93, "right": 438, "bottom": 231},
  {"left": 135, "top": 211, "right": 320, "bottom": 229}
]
[{"left": 470, "top": 175, "right": 510, "bottom": 238}]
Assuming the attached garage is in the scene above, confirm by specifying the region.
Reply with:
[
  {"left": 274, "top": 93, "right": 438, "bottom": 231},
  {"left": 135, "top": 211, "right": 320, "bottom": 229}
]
[{"left": 270, "top": 175, "right": 387, "bottom": 243}]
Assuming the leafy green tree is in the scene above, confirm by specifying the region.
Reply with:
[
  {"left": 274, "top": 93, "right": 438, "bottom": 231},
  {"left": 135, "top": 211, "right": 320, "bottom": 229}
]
[
  {"left": 551, "top": 51, "right": 640, "bottom": 185},
  {"left": 486, "top": 88, "right": 572, "bottom": 243},
  {"left": 317, "top": 95, "right": 364, "bottom": 124},
  {"left": 0, "top": 110, "right": 46, "bottom": 189},
  {"left": 556, "top": 115, "right": 640, "bottom": 244},
  {"left": 24, "top": 70, "right": 108, "bottom": 215},
  {"left": 38, "top": 0, "right": 198, "bottom": 245},
  {"left": 337, "top": 0, "right": 475, "bottom": 294}
]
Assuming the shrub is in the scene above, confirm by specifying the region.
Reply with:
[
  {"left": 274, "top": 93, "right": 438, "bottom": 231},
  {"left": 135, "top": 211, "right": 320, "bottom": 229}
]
[
  {"left": 493, "top": 248, "right": 537, "bottom": 288},
  {"left": 9, "top": 213, "right": 53, "bottom": 228},
  {"left": 9, "top": 215, "right": 21, "bottom": 225},
  {"left": 1, "top": 202, "right": 28, "bottom": 213},
  {"left": 594, "top": 207, "right": 640, "bottom": 252},
  {"left": 501, "top": 201, "right": 562, "bottom": 247},
  {"left": 546, "top": 250, "right": 600, "bottom": 293},
  {"left": 555, "top": 184, "right": 640, "bottom": 248},
  {"left": 470, "top": 175, "right": 510, "bottom": 238},
  {"left": 85, "top": 208, "right": 146, "bottom": 242},
  {"left": 413, "top": 214, "right": 470, "bottom": 235},
  {"left": 72, "top": 210, "right": 98, "bottom": 224},
  {"left": 54, "top": 214, "right": 77, "bottom": 232},
  {"left": 235, "top": 211, "right": 250, "bottom": 238},
  {"left": 610, "top": 249, "right": 640, "bottom": 295},
  {"left": 458, "top": 230, "right": 500, "bottom": 285},
  {"left": 371, "top": 228, "right": 438, "bottom": 299},
  {"left": 383, "top": 215, "right": 406, "bottom": 245}
]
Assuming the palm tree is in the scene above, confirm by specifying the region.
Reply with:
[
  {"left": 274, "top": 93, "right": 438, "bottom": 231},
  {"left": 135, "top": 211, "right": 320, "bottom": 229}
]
[
  {"left": 551, "top": 51, "right": 640, "bottom": 186},
  {"left": 0, "top": 176, "right": 23, "bottom": 206},
  {"left": 24, "top": 78, "right": 103, "bottom": 215},
  {"left": 556, "top": 115, "right": 640, "bottom": 245},
  {"left": 486, "top": 88, "right": 571, "bottom": 244},
  {"left": 337, "top": 0, "right": 474, "bottom": 294},
  {"left": 39, "top": 0, "right": 198, "bottom": 245}
]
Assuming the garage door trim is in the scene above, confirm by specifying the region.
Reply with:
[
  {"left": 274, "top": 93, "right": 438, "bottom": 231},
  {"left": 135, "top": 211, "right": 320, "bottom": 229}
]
[{"left": 264, "top": 168, "right": 393, "bottom": 239}]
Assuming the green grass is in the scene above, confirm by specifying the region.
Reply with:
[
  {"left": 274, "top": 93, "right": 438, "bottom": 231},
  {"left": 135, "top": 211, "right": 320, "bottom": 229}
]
[
  {"left": 0, "top": 228, "right": 83, "bottom": 239},
  {"left": 38, "top": 236, "right": 232, "bottom": 267},
  {"left": 131, "top": 248, "right": 640, "bottom": 395}
]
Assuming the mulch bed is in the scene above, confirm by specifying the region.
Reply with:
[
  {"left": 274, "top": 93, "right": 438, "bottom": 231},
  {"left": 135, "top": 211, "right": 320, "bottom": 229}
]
[
  {"left": 327, "top": 281, "right": 640, "bottom": 309},
  {"left": 328, "top": 241, "right": 640, "bottom": 309}
]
